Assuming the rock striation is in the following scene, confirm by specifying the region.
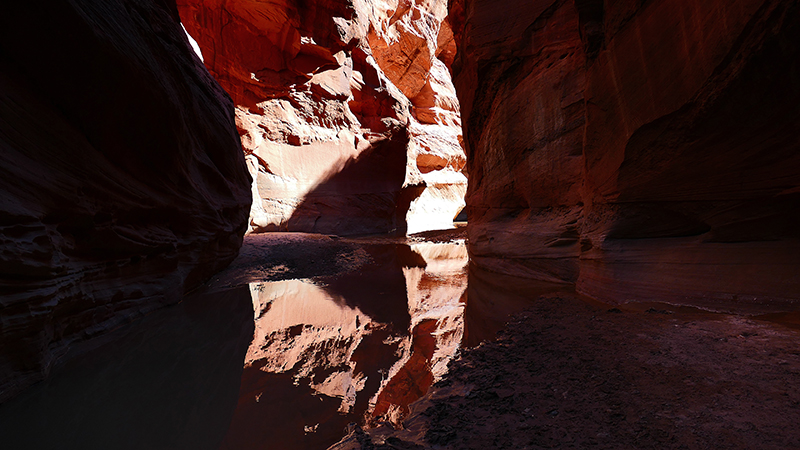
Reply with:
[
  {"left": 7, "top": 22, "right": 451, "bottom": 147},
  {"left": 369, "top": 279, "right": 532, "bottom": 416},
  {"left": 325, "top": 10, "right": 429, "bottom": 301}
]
[
  {"left": 451, "top": 0, "right": 800, "bottom": 310},
  {"left": 177, "top": 0, "right": 467, "bottom": 236},
  {"left": 0, "top": 0, "right": 251, "bottom": 402}
]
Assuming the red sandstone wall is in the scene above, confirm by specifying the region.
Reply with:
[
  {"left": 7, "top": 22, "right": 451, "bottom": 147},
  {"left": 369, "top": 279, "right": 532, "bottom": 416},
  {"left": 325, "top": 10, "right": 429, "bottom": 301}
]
[
  {"left": 451, "top": 0, "right": 800, "bottom": 310},
  {"left": 178, "top": 0, "right": 467, "bottom": 235},
  {"left": 0, "top": 0, "right": 251, "bottom": 402}
]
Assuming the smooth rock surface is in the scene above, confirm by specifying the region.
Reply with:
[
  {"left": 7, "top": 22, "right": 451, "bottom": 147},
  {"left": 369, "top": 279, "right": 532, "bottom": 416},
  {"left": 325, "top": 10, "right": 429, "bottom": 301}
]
[
  {"left": 0, "top": 0, "right": 251, "bottom": 402},
  {"left": 178, "top": 0, "right": 466, "bottom": 235},
  {"left": 450, "top": 0, "right": 800, "bottom": 310}
]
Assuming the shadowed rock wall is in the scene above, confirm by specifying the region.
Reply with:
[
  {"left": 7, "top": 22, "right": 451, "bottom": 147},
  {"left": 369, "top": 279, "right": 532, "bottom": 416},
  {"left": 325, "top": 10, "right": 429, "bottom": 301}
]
[
  {"left": 178, "top": 0, "right": 467, "bottom": 236},
  {"left": 450, "top": 0, "right": 800, "bottom": 310},
  {"left": 0, "top": 0, "right": 251, "bottom": 402}
]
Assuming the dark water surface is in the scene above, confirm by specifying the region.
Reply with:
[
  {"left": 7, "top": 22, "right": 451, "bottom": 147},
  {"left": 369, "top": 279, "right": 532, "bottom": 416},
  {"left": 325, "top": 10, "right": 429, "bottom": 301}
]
[{"left": 0, "top": 234, "right": 568, "bottom": 450}]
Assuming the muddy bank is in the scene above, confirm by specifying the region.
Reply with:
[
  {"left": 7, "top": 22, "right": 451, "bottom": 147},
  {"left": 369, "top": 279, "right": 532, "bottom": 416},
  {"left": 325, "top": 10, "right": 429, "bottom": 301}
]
[{"left": 331, "top": 292, "right": 800, "bottom": 449}]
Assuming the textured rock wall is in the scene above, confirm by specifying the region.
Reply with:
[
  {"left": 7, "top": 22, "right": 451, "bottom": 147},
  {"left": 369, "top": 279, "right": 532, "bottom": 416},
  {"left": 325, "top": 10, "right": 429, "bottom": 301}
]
[
  {"left": 0, "top": 0, "right": 251, "bottom": 402},
  {"left": 451, "top": 0, "right": 800, "bottom": 310},
  {"left": 177, "top": 0, "right": 467, "bottom": 236}
]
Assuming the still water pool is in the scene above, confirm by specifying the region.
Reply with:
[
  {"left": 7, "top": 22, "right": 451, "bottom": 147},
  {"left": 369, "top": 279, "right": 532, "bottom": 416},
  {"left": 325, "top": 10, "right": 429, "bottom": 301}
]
[{"left": 0, "top": 232, "right": 565, "bottom": 450}]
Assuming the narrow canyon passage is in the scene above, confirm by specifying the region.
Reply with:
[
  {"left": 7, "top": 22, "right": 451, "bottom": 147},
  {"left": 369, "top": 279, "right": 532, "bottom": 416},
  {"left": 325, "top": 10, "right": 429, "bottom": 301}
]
[{"left": 2, "top": 0, "right": 800, "bottom": 449}]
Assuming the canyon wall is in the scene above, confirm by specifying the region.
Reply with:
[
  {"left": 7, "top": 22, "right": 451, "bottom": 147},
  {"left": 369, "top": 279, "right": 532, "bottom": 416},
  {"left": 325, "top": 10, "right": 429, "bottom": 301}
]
[
  {"left": 0, "top": 0, "right": 251, "bottom": 402},
  {"left": 451, "top": 0, "right": 800, "bottom": 311},
  {"left": 177, "top": 0, "right": 467, "bottom": 236}
]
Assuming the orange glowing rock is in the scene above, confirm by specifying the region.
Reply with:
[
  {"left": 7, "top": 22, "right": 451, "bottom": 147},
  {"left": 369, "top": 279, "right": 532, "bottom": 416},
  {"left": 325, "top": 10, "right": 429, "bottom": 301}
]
[{"left": 178, "top": 0, "right": 467, "bottom": 235}]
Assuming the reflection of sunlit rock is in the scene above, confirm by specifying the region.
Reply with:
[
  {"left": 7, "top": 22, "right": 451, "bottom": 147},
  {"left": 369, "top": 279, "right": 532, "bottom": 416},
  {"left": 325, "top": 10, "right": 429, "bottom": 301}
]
[
  {"left": 406, "top": 241, "right": 468, "bottom": 379},
  {"left": 241, "top": 239, "right": 469, "bottom": 434},
  {"left": 247, "top": 279, "right": 375, "bottom": 413},
  {"left": 371, "top": 241, "right": 469, "bottom": 424},
  {"left": 410, "top": 240, "right": 469, "bottom": 275}
]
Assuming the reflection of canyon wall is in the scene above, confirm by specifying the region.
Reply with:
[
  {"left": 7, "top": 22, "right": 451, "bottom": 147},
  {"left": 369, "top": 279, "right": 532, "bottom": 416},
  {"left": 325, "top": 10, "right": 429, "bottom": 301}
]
[
  {"left": 451, "top": 0, "right": 800, "bottom": 310},
  {"left": 0, "top": 1, "right": 251, "bottom": 402},
  {"left": 228, "top": 241, "right": 467, "bottom": 447},
  {"left": 247, "top": 280, "right": 372, "bottom": 413},
  {"left": 177, "top": 0, "right": 466, "bottom": 235},
  {"left": 371, "top": 241, "right": 467, "bottom": 424}
]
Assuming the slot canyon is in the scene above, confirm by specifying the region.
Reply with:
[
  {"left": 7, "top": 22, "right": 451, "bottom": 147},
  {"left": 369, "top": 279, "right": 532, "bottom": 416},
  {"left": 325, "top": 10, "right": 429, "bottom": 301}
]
[{"left": 1, "top": 0, "right": 799, "bottom": 449}]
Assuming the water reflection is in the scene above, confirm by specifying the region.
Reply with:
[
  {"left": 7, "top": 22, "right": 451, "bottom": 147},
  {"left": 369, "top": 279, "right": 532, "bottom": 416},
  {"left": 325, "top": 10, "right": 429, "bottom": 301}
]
[
  {"left": 463, "top": 264, "right": 572, "bottom": 347},
  {"left": 0, "top": 286, "right": 255, "bottom": 450},
  {"left": 0, "top": 235, "right": 569, "bottom": 450},
  {"left": 222, "top": 241, "right": 469, "bottom": 449}
]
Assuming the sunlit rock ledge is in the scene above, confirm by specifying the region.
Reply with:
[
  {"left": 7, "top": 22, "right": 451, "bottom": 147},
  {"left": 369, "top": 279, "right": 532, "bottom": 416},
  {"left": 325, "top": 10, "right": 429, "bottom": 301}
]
[{"left": 178, "top": 0, "right": 467, "bottom": 236}]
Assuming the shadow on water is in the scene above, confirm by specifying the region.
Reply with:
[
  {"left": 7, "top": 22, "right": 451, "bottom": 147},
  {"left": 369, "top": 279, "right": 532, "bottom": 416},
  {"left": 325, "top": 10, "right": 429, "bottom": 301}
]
[
  {"left": 0, "top": 234, "right": 573, "bottom": 450},
  {"left": 463, "top": 264, "right": 574, "bottom": 347},
  {"left": 321, "top": 244, "right": 427, "bottom": 328},
  {"left": 0, "top": 286, "right": 255, "bottom": 450}
]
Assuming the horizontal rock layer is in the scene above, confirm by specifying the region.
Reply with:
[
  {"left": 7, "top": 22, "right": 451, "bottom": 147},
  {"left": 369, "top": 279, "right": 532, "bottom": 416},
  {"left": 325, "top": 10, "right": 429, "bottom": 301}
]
[
  {"left": 178, "top": 0, "right": 467, "bottom": 236},
  {"left": 0, "top": 0, "right": 251, "bottom": 402},
  {"left": 451, "top": 0, "right": 800, "bottom": 310}
]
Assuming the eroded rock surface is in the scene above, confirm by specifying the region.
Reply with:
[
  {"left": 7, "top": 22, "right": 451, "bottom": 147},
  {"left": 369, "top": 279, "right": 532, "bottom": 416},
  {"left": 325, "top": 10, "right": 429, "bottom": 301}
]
[
  {"left": 178, "top": 0, "right": 466, "bottom": 235},
  {"left": 0, "top": 0, "right": 251, "bottom": 402},
  {"left": 451, "top": 0, "right": 800, "bottom": 310}
]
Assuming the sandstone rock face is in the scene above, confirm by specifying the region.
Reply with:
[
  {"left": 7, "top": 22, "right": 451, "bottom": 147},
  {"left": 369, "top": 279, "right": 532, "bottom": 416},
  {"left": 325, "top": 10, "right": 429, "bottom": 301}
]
[
  {"left": 451, "top": 0, "right": 800, "bottom": 310},
  {"left": 0, "top": 0, "right": 251, "bottom": 402},
  {"left": 178, "top": 0, "right": 466, "bottom": 236}
]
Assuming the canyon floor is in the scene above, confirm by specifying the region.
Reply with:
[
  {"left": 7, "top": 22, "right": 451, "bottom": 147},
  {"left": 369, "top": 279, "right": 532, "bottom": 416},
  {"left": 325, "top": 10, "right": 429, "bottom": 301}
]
[{"left": 333, "top": 279, "right": 800, "bottom": 449}]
